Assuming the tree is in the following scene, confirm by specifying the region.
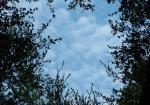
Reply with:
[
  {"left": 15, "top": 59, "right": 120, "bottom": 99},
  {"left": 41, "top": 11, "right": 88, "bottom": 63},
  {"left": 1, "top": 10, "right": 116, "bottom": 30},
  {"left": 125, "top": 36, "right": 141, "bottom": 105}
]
[
  {"left": 104, "top": 0, "right": 150, "bottom": 104},
  {"left": 42, "top": 71, "right": 103, "bottom": 105},
  {"left": 0, "top": 0, "right": 62, "bottom": 104}
]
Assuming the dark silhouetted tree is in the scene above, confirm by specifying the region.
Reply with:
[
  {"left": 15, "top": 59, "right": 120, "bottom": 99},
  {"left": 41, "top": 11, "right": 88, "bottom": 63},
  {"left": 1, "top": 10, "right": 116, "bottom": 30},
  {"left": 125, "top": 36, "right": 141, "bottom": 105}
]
[
  {"left": 103, "top": 0, "right": 150, "bottom": 105},
  {"left": 0, "top": 0, "right": 61, "bottom": 104}
]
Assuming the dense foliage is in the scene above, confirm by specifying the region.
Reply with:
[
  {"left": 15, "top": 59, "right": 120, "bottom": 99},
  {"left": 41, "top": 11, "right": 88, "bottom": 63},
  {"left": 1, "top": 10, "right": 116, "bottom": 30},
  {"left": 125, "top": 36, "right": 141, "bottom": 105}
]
[
  {"left": 105, "top": 0, "right": 150, "bottom": 104},
  {"left": 0, "top": 0, "right": 62, "bottom": 104}
]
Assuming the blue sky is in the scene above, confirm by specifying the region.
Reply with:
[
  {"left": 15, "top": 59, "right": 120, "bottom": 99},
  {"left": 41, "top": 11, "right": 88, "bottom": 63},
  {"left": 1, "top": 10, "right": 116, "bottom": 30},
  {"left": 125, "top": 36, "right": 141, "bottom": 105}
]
[{"left": 19, "top": 0, "right": 122, "bottom": 95}]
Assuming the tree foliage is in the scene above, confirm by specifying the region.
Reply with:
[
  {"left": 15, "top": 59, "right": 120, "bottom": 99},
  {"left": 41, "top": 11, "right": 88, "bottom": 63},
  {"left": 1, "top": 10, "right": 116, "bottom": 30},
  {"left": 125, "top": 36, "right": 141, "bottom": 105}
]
[
  {"left": 0, "top": 0, "right": 61, "bottom": 104},
  {"left": 105, "top": 0, "right": 150, "bottom": 104},
  {"left": 64, "top": 0, "right": 94, "bottom": 11}
]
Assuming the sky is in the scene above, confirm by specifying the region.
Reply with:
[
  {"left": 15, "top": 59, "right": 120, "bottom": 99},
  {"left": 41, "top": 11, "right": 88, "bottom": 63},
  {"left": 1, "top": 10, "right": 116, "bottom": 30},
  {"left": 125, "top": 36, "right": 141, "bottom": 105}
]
[{"left": 19, "top": 0, "right": 122, "bottom": 95}]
